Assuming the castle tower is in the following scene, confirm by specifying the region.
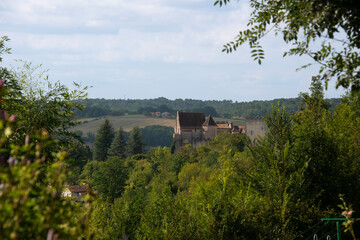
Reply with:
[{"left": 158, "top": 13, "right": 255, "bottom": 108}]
[{"left": 245, "top": 117, "right": 269, "bottom": 142}]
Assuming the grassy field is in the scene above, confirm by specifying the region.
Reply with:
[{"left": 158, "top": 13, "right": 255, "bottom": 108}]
[
  {"left": 72, "top": 115, "right": 245, "bottom": 134},
  {"left": 214, "top": 117, "right": 245, "bottom": 126}
]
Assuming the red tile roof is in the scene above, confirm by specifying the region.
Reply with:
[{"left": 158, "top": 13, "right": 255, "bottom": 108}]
[{"left": 217, "top": 123, "right": 230, "bottom": 129}]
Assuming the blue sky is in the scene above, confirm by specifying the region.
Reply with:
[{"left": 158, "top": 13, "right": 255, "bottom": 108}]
[{"left": 1, "top": 0, "right": 345, "bottom": 101}]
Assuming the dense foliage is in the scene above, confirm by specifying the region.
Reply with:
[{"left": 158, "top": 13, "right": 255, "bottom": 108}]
[{"left": 81, "top": 156, "right": 127, "bottom": 203}]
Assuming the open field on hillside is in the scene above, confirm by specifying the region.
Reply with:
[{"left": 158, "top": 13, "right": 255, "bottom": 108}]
[
  {"left": 72, "top": 115, "right": 245, "bottom": 134},
  {"left": 72, "top": 115, "right": 175, "bottom": 134}
]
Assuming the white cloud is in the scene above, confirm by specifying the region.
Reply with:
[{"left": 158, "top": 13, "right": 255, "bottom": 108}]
[{"left": 0, "top": 0, "right": 345, "bottom": 100}]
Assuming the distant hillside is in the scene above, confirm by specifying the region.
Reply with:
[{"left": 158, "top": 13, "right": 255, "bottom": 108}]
[
  {"left": 72, "top": 115, "right": 175, "bottom": 134},
  {"left": 74, "top": 97, "right": 341, "bottom": 119}
]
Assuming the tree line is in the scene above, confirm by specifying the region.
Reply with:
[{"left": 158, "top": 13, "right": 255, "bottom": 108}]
[
  {"left": 93, "top": 120, "right": 144, "bottom": 161},
  {"left": 74, "top": 97, "right": 341, "bottom": 119},
  {"left": 77, "top": 124, "right": 173, "bottom": 152}
]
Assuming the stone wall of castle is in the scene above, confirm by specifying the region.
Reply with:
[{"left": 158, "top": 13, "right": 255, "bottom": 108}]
[
  {"left": 173, "top": 129, "right": 208, "bottom": 153},
  {"left": 245, "top": 117, "right": 269, "bottom": 142}
]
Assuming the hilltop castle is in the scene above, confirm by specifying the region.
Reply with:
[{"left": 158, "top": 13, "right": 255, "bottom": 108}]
[{"left": 173, "top": 112, "right": 268, "bottom": 153}]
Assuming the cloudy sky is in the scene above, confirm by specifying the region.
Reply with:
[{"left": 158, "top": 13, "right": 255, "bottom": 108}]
[{"left": 1, "top": 0, "right": 344, "bottom": 101}]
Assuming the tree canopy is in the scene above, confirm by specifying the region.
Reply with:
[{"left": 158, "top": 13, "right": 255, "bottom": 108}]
[
  {"left": 215, "top": 0, "right": 360, "bottom": 91},
  {"left": 84, "top": 156, "right": 128, "bottom": 202}
]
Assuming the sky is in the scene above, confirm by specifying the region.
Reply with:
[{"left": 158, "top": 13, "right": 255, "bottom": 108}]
[{"left": 0, "top": 0, "right": 345, "bottom": 102}]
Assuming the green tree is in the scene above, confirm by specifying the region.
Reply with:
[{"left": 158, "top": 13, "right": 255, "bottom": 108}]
[
  {"left": 103, "top": 159, "right": 154, "bottom": 239},
  {"left": 93, "top": 119, "right": 115, "bottom": 161},
  {"left": 127, "top": 126, "right": 144, "bottom": 156},
  {"left": 210, "top": 132, "right": 245, "bottom": 155},
  {"left": 108, "top": 127, "right": 127, "bottom": 159},
  {"left": 249, "top": 105, "right": 311, "bottom": 239},
  {"left": 65, "top": 141, "right": 92, "bottom": 184},
  {"left": 299, "top": 76, "right": 331, "bottom": 114},
  {"left": 215, "top": 0, "right": 360, "bottom": 91},
  {"left": 90, "top": 156, "right": 128, "bottom": 202},
  {"left": 79, "top": 160, "right": 100, "bottom": 187},
  {"left": 293, "top": 81, "right": 360, "bottom": 211},
  {"left": 4, "top": 59, "right": 88, "bottom": 147},
  {"left": 328, "top": 100, "right": 360, "bottom": 211}
]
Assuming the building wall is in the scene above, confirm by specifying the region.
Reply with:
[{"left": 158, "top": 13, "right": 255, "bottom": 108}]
[
  {"left": 173, "top": 128, "right": 206, "bottom": 153},
  {"left": 204, "top": 126, "right": 217, "bottom": 140},
  {"left": 245, "top": 117, "right": 269, "bottom": 142},
  {"left": 174, "top": 112, "right": 181, "bottom": 134}
]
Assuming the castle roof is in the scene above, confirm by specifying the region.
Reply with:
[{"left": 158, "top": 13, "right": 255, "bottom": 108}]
[
  {"left": 203, "top": 115, "right": 217, "bottom": 126},
  {"left": 217, "top": 123, "right": 231, "bottom": 129},
  {"left": 68, "top": 185, "right": 87, "bottom": 193},
  {"left": 178, "top": 112, "right": 205, "bottom": 127},
  {"left": 233, "top": 125, "right": 246, "bottom": 134}
]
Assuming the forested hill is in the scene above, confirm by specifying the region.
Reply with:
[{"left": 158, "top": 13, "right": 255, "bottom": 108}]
[{"left": 74, "top": 97, "right": 341, "bottom": 118}]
